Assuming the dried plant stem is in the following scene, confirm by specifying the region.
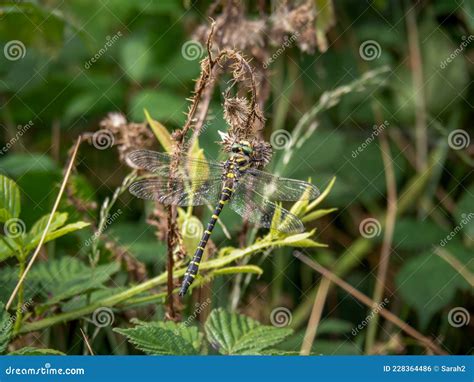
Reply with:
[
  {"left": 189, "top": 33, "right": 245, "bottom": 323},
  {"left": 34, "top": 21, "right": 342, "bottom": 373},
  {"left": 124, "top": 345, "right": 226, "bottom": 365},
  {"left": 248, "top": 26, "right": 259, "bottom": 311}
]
[
  {"left": 294, "top": 252, "right": 448, "bottom": 355},
  {"left": 300, "top": 276, "right": 331, "bottom": 355},
  {"left": 6, "top": 137, "right": 82, "bottom": 310},
  {"left": 80, "top": 328, "right": 95, "bottom": 355},
  {"left": 365, "top": 112, "right": 398, "bottom": 353},
  {"left": 436, "top": 248, "right": 474, "bottom": 287}
]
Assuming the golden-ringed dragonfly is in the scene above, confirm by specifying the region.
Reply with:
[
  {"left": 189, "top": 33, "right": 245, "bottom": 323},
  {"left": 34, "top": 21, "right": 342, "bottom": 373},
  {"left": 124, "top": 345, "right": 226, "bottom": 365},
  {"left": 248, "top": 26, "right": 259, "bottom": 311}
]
[{"left": 127, "top": 140, "right": 319, "bottom": 296}]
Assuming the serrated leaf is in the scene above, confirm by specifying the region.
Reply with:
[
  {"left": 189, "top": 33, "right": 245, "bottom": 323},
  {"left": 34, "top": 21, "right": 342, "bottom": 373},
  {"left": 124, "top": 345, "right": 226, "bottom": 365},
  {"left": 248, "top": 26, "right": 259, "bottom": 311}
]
[
  {"left": 144, "top": 109, "right": 172, "bottom": 153},
  {"left": 31, "top": 258, "right": 120, "bottom": 305},
  {"left": 114, "top": 321, "right": 201, "bottom": 355},
  {"left": 0, "top": 175, "right": 21, "bottom": 223},
  {"left": 205, "top": 308, "right": 292, "bottom": 355},
  {"left": 0, "top": 302, "right": 12, "bottom": 353},
  {"left": 8, "top": 347, "right": 65, "bottom": 355}
]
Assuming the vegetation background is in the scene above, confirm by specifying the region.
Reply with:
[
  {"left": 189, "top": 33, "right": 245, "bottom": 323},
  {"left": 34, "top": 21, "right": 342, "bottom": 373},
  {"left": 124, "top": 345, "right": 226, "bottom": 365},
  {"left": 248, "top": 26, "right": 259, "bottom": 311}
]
[{"left": 0, "top": 0, "right": 472, "bottom": 356}]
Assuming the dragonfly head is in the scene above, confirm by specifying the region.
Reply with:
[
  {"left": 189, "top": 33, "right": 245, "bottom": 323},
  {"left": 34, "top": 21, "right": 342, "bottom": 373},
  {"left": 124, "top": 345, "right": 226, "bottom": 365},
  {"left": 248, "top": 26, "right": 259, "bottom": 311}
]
[{"left": 231, "top": 140, "right": 253, "bottom": 157}]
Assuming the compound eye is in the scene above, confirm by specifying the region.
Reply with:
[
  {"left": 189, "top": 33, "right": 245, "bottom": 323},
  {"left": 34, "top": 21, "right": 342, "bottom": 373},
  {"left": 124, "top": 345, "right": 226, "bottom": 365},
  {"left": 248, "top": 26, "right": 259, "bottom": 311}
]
[{"left": 231, "top": 145, "right": 239, "bottom": 153}]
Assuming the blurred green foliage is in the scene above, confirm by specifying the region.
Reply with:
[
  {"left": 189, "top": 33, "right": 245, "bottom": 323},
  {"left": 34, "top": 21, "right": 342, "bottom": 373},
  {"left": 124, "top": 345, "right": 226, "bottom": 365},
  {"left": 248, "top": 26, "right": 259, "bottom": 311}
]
[{"left": 0, "top": 0, "right": 472, "bottom": 356}]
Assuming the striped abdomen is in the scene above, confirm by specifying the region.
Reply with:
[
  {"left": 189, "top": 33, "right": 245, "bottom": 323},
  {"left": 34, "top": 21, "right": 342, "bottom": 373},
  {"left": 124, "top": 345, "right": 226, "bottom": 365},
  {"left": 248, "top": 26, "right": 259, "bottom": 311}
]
[{"left": 179, "top": 182, "right": 234, "bottom": 296}]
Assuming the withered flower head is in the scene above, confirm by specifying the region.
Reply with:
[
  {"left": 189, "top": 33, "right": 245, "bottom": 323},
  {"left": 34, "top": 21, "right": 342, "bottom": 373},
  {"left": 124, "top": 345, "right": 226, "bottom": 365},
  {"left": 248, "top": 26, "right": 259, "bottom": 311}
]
[
  {"left": 224, "top": 96, "right": 250, "bottom": 134},
  {"left": 270, "top": 0, "right": 317, "bottom": 53},
  {"left": 99, "top": 112, "right": 154, "bottom": 162}
]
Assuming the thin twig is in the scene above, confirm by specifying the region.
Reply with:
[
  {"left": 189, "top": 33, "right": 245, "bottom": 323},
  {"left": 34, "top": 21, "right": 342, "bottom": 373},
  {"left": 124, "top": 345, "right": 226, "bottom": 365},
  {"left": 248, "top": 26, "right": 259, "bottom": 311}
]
[
  {"left": 300, "top": 276, "right": 331, "bottom": 355},
  {"left": 80, "top": 328, "right": 95, "bottom": 355},
  {"left": 6, "top": 137, "right": 82, "bottom": 310},
  {"left": 435, "top": 247, "right": 474, "bottom": 287},
  {"left": 294, "top": 252, "right": 448, "bottom": 355}
]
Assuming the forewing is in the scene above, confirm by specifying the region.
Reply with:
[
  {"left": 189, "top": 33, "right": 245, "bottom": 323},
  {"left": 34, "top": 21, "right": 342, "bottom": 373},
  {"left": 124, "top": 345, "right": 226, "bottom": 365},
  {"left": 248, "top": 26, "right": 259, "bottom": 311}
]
[
  {"left": 243, "top": 168, "right": 319, "bottom": 201},
  {"left": 229, "top": 183, "right": 304, "bottom": 233},
  {"left": 127, "top": 150, "right": 223, "bottom": 206},
  {"left": 127, "top": 149, "right": 223, "bottom": 178}
]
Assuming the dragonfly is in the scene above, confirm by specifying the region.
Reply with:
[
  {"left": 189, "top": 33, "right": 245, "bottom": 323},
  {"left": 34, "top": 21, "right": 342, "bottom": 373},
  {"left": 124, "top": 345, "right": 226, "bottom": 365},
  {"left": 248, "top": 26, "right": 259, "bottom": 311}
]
[{"left": 127, "top": 140, "right": 319, "bottom": 296}]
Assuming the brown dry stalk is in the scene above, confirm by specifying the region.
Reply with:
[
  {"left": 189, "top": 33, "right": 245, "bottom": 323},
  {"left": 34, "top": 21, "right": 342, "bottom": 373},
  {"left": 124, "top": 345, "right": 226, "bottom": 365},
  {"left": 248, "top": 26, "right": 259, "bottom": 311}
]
[
  {"left": 294, "top": 252, "right": 448, "bottom": 355},
  {"left": 435, "top": 248, "right": 474, "bottom": 287},
  {"left": 300, "top": 276, "right": 331, "bottom": 355},
  {"left": 80, "top": 328, "right": 95, "bottom": 355},
  {"left": 165, "top": 22, "right": 262, "bottom": 317},
  {"left": 6, "top": 137, "right": 83, "bottom": 310}
]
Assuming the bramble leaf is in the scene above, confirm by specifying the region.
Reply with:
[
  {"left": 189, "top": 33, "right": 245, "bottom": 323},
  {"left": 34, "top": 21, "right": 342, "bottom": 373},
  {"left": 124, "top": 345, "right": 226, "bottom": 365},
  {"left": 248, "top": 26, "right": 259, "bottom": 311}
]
[{"left": 205, "top": 308, "right": 292, "bottom": 355}]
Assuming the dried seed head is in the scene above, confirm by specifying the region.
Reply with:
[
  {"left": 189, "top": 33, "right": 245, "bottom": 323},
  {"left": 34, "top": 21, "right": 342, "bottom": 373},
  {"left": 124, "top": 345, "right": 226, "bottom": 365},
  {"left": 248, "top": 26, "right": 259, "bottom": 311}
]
[
  {"left": 99, "top": 112, "right": 154, "bottom": 162},
  {"left": 270, "top": 0, "right": 317, "bottom": 53},
  {"left": 224, "top": 96, "right": 251, "bottom": 134}
]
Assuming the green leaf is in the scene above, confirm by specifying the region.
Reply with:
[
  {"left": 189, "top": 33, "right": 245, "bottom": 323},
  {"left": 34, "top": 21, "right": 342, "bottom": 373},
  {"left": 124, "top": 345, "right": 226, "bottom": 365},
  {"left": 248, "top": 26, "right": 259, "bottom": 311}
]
[
  {"left": 144, "top": 109, "right": 172, "bottom": 152},
  {"left": 276, "top": 231, "right": 327, "bottom": 248},
  {"left": 31, "top": 258, "right": 120, "bottom": 305},
  {"left": 114, "top": 320, "right": 202, "bottom": 355},
  {"left": 120, "top": 35, "right": 152, "bottom": 83},
  {"left": 388, "top": 218, "right": 445, "bottom": 251},
  {"left": 0, "top": 302, "right": 12, "bottom": 353},
  {"left": 8, "top": 347, "right": 65, "bottom": 355},
  {"left": 302, "top": 208, "right": 338, "bottom": 223},
  {"left": 0, "top": 175, "right": 21, "bottom": 223},
  {"left": 205, "top": 308, "right": 292, "bottom": 355},
  {"left": 396, "top": 242, "right": 473, "bottom": 328},
  {"left": 130, "top": 90, "right": 186, "bottom": 125},
  {"left": 24, "top": 212, "right": 90, "bottom": 253}
]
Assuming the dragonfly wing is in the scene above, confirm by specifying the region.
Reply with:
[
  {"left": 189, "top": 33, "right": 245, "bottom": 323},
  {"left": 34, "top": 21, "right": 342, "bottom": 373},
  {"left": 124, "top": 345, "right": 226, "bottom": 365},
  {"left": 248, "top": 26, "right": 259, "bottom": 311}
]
[
  {"left": 229, "top": 183, "right": 304, "bottom": 233},
  {"left": 127, "top": 149, "right": 224, "bottom": 178},
  {"left": 127, "top": 150, "right": 224, "bottom": 206},
  {"left": 243, "top": 168, "right": 320, "bottom": 201},
  {"left": 129, "top": 177, "right": 223, "bottom": 206}
]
